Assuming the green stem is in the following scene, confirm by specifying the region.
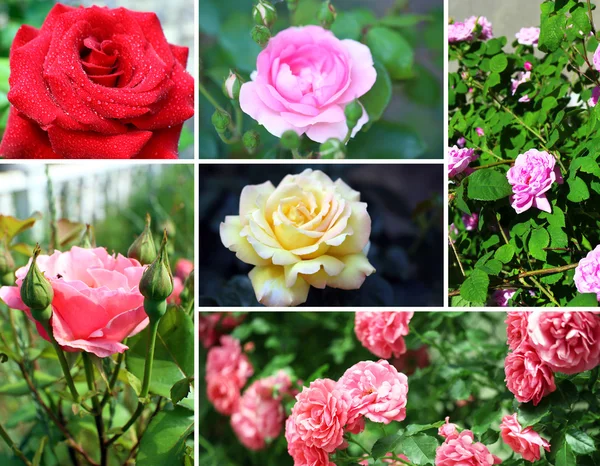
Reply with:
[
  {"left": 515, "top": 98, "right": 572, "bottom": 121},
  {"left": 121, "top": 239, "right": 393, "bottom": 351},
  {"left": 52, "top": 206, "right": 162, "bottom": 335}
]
[
  {"left": 0, "top": 422, "right": 32, "bottom": 466},
  {"left": 234, "top": 103, "right": 243, "bottom": 137},
  {"left": 83, "top": 354, "right": 107, "bottom": 466},
  {"left": 346, "top": 437, "right": 370, "bottom": 456},
  {"left": 199, "top": 81, "right": 226, "bottom": 113},
  {"left": 473, "top": 160, "right": 513, "bottom": 170},
  {"left": 588, "top": 0, "right": 596, "bottom": 34},
  {"left": 100, "top": 349, "right": 125, "bottom": 408},
  {"left": 216, "top": 132, "right": 240, "bottom": 144},
  {"left": 45, "top": 166, "right": 57, "bottom": 254}
]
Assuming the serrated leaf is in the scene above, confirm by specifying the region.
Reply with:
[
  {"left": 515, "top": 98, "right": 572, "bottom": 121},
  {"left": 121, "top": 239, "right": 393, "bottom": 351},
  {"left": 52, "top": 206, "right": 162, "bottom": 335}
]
[
  {"left": 529, "top": 228, "right": 549, "bottom": 261},
  {"left": 397, "top": 434, "right": 439, "bottom": 465},
  {"left": 567, "top": 293, "right": 599, "bottom": 307},
  {"left": 170, "top": 378, "right": 191, "bottom": 405},
  {"left": 555, "top": 441, "right": 576, "bottom": 466},
  {"left": 494, "top": 244, "right": 515, "bottom": 263},
  {"left": 467, "top": 169, "right": 512, "bottom": 201},
  {"left": 460, "top": 269, "right": 489, "bottom": 303},
  {"left": 372, "top": 434, "right": 403, "bottom": 460},
  {"left": 565, "top": 429, "right": 595, "bottom": 454}
]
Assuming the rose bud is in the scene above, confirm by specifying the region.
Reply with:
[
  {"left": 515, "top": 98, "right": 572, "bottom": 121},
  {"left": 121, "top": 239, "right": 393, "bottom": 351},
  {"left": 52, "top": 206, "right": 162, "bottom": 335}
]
[
  {"left": 524, "top": 61, "right": 533, "bottom": 71},
  {"left": 318, "top": 1, "right": 337, "bottom": 29},
  {"left": 128, "top": 213, "right": 157, "bottom": 265},
  {"left": 211, "top": 109, "right": 232, "bottom": 134},
  {"left": 253, "top": 0, "right": 277, "bottom": 29},
  {"left": 251, "top": 25, "right": 271, "bottom": 47},
  {"left": 344, "top": 100, "right": 363, "bottom": 131},
  {"left": 223, "top": 70, "right": 243, "bottom": 101},
  {"left": 319, "top": 138, "right": 346, "bottom": 159},
  {"left": 79, "top": 224, "right": 96, "bottom": 249},
  {"left": 243, "top": 130, "right": 261, "bottom": 154},
  {"left": 0, "top": 241, "right": 15, "bottom": 277},
  {"left": 140, "top": 230, "right": 173, "bottom": 322},
  {"left": 280, "top": 130, "right": 301, "bottom": 150},
  {"left": 20, "top": 245, "right": 53, "bottom": 324}
]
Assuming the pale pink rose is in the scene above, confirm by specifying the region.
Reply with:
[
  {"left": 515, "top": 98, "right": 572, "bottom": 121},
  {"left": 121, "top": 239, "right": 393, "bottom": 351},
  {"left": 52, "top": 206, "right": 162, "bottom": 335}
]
[
  {"left": 240, "top": 26, "right": 376, "bottom": 143},
  {"left": 506, "top": 311, "right": 530, "bottom": 350},
  {"left": 506, "top": 149, "right": 563, "bottom": 214},
  {"left": 359, "top": 452, "right": 409, "bottom": 465},
  {"left": 206, "top": 335, "right": 253, "bottom": 385},
  {"left": 574, "top": 245, "right": 600, "bottom": 301},
  {"left": 199, "top": 313, "right": 245, "bottom": 349},
  {"left": 524, "top": 62, "right": 533, "bottom": 71},
  {"left": 167, "top": 276, "right": 184, "bottom": 305},
  {"left": 589, "top": 87, "right": 600, "bottom": 107},
  {"left": 288, "top": 378, "right": 349, "bottom": 453},
  {"left": 438, "top": 417, "right": 459, "bottom": 440},
  {"left": 475, "top": 127, "right": 485, "bottom": 137},
  {"left": 345, "top": 416, "right": 365, "bottom": 435},
  {"left": 175, "top": 258, "right": 194, "bottom": 279},
  {"left": 354, "top": 311, "right": 414, "bottom": 359},
  {"left": 0, "top": 247, "right": 147, "bottom": 358},
  {"left": 449, "top": 146, "right": 479, "bottom": 178},
  {"left": 338, "top": 360, "right": 409, "bottom": 425},
  {"left": 448, "top": 21, "right": 474, "bottom": 43},
  {"left": 515, "top": 27, "right": 540, "bottom": 46},
  {"left": 436, "top": 430, "right": 501, "bottom": 466},
  {"left": 391, "top": 345, "right": 430, "bottom": 376},
  {"left": 286, "top": 416, "right": 335, "bottom": 466},
  {"left": 462, "top": 212, "right": 479, "bottom": 231},
  {"left": 593, "top": 44, "right": 600, "bottom": 71},
  {"left": 465, "top": 16, "right": 494, "bottom": 41},
  {"left": 511, "top": 71, "right": 531, "bottom": 103},
  {"left": 527, "top": 311, "right": 600, "bottom": 374},
  {"left": 500, "top": 413, "right": 550, "bottom": 462},
  {"left": 504, "top": 342, "right": 556, "bottom": 406}
]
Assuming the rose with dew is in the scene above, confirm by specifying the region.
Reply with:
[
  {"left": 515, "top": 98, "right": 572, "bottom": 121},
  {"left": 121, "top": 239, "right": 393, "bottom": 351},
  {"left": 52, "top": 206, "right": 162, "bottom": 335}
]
[
  {"left": 220, "top": 169, "right": 375, "bottom": 306},
  {"left": 338, "top": 360, "right": 409, "bottom": 425},
  {"left": 0, "top": 247, "right": 147, "bottom": 358},
  {"left": 506, "top": 149, "right": 563, "bottom": 214},
  {"left": 527, "top": 311, "right": 600, "bottom": 374},
  {"left": 448, "top": 146, "right": 478, "bottom": 178},
  {"left": 436, "top": 430, "right": 502, "bottom": 466},
  {"left": 0, "top": 5, "right": 194, "bottom": 159},
  {"left": 574, "top": 245, "right": 600, "bottom": 301},
  {"left": 500, "top": 413, "right": 550, "bottom": 462},
  {"left": 354, "top": 311, "right": 413, "bottom": 359},
  {"left": 239, "top": 25, "right": 376, "bottom": 143},
  {"left": 506, "top": 311, "right": 530, "bottom": 350},
  {"left": 515, "top": 27, "right": 540, "bottom": 46},
  {"left": 504, "top": 342, "right": 556, "bottom": 406}
]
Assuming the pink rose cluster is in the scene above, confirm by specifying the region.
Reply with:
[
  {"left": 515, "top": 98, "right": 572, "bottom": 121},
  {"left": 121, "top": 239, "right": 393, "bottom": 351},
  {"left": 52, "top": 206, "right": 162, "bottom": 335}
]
[
  {"left": 240, "top": 25, "right": 376, "bottom": 143},
  {"left": 506, "top": 149, "right": 563, "bottom": 214},
  {"left": 449, "top": 16, "right": 493, "bottom": 43},
  {"left": 354, "top": 311, "right": 413, "bottom": 359},
  {"left": 500, "top": 413, "right": 550, "bottom": 462},
  {"left": 515, "top": 27, "right": 540, "bottom": 46},
  {"left": 448, "top": 146, "right": 478, "bottom": 178},
  {"left": 436, "top": 419, "right": 501, "bottom": 466},
  {"left": 504, "top": 311, "right": 600, "bottom": 406},
  {"left": 574, "top": 245, "right": 600, "bottom": 301},
  {"left": 168, "top": 258, "right": 194, "bottom": 305},
  {"left": 205, "top": 336, "right": 254, "bottom": 415},
  {"left": 286, "top": 360, "right": 408, "bottom": 465},
  {"left": 199, "top": 312, "right": 245, "bottom": 348}
]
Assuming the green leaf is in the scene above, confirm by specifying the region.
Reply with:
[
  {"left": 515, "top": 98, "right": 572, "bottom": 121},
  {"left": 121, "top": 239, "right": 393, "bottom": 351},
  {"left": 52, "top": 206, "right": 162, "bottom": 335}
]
[
  {"left": 528, "top": 228, "right": 550, "bottom": 261},
  {"left": 489, "top": 54, "right": 508, "bottom": 73},
  {"left": 467, "top": 169, "right": 512, "bottom": 201},
  {"left": 366, "top": 27, "right": 414, "bottom": 80},
  {"left": 555, "top": 441, "right": 576, "bottom": 466},
  {"left": 567, "top": 176, "right": 590, "bottom": 202},
  {"left": 378, "top": 15, "right": 431, "bottom": 29},
  {"left": 349, "top": 121, "right": 427, "bottom": 159},
  {"left": 372, "top": 434, "right": 402, "bottom": 460},
  {"left": 494, "top": 244, "right": 515, "bottom": 264},
  {"left": 404, "top": 422, "right": 445, "bottom": 437},
  {"left": 460, "top": 269, "right": 490, "bottom": 303},
  {"left": 455, "top": 182, "right": 471, "bottom": 215},
  {"left": 170, "top": 378, "right": 192, "bottom": 405},
  {"left": 567, "top": 293, "right": 599, "bottom": 307},
  {"left": 360, "top": 62, "right": 392, "bottom": 124},
  {"left": 0, "top": 372, "right": 56, "bottom": 396},
  {"left": 539, "top": 12, "right": 566, "bottom": 53},
  {"left": 331, "top": 10, "right": 377, "bottom": 41},
  {"left": 565, "top": 429, "right": 596, "bottom": 454},
  {"left": 32, "top": 436, "right": 48, "bottom": 466},
  {"left": 397, "top": 434, "right": 439, "bottom": 465},
  {"left": 137, "top": 407, "right": 194, "bottom": 466},
  {"left": 518, "top": 398, "right": 551, "bottom": 426}
]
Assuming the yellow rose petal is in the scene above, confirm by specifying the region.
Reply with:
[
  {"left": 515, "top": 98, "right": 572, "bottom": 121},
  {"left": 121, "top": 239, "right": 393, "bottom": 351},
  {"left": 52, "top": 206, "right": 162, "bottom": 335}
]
[
  {"left": 249, "top": 265, "right": 310, "bottom": 307},
  {"left": 325, "top": 253, "right": 376, "bottom": 290},
  {"left": 283, "top": 255, "right": 345, "bottom": 287},
  {"left": 219, "top": 216, "right": 270, "bottom": 266}
]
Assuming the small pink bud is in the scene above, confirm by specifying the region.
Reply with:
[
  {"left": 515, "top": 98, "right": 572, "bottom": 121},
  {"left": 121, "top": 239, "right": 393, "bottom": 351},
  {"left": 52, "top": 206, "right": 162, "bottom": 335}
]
[
  {"left": 476, "top": 127, "right": 485, "bottom": 137},
  {"left": 524, "top": 61, "right": 533, "bottom": 71}
]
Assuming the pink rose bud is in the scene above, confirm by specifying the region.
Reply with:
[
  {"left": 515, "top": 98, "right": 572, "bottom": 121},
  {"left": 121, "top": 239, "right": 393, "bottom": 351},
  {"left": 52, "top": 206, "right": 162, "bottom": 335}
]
[
  {"left": 457, "top": 137, "right": 466, "bottom": 148},
  {"left": 223, "top": 70, "right": 243, "bottom": 100},
  {"left": 438, "top": 417, "right": 459, "bottom": 440},
  {"left": 475, "top": 127, "right": 485, "bottom": 137},
  {"left": 524, "top": 61, "right": 533, "bottom": 71}
]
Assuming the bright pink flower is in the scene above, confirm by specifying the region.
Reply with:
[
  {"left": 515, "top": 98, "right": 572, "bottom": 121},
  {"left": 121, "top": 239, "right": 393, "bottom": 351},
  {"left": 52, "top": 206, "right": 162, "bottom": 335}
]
[
  {"left": 391, "top": 345, "right": 430, "bottom": 376},
  {"left": 167, "top": 276, "right": 184, "bottom": 305},
  {"left": 449, "top": 146, "right": 478, "bottom": 178},
  {"left": 475, "top": 127, "right": 485, "bottom": 137},
  {"left": 175, "top": 258, "right": 193, "bottom": 279},
  {"left": 354, "top": 311, "right": 413, "bottom": 359},
  {"left": 462, "top": 212, "right": 479, "bottom": 231},
  {"left": 500, "top": 413, "right": 550, "bottom": 462},
  {"left": 206, "top": 335, "right": 253, "bottom": 383},
  {"left": 515, "top": 27, "right": 540, "bottom": 46},
  {"left": 286, "top": 416, "right": 335, "bottom": 466},
  {"left": 504, "top": 342, "right": 556, "bottom": 406},
  {"left": 511, "top": 71, "right": 531, "bottom": 103},
  {"left": 574, "top": 245, "right": 600, "bottom": 301},
  {"left": 506, "top": 311, "right": 530, "bottom": 350},
  {"left": 594, "top": 44, "right": 600, "bottom": 71},
  {"left": 206, "top": 373, "right": 241, "bottom": 415},
  {"left": 240, "top": 26, "right": 376, "bottom": 143},
  {"left": 338, "top": 360, "right": 409, "bottom": 425},
  {"left": 457, "top": 137, "right": 466, "bottom": 148},
  {"left": 524, "top": 62, "right": 533, "bottom": 71},
  {"left": 492, "top": 289, "right": 517, "bottom": 307},
  {"left": 527, "top": 311, "right": 600, "bottom": 374},
  {"left": 466, "top": 16, "right": 493, "bottom": 41},
  {"left": 436, "top": 430, "right": 501, "bottom": 466},
  {"left": 0, "top": 247, "right": 147, "bottom": 358},
  {"left": 438, "top": 417, "right": 459, "bottom": 440},
  {"left": 506, "top": 149, "right": 563, "bottom": 214},
  {"left": 448, "top": 21, "right": 474, "bottom": 43}
]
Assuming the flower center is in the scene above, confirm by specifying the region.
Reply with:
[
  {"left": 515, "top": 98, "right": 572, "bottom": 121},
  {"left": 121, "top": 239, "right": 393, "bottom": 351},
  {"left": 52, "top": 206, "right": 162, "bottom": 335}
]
[{"left": 80, "top": 37, "right": 123, "bottom": 87}]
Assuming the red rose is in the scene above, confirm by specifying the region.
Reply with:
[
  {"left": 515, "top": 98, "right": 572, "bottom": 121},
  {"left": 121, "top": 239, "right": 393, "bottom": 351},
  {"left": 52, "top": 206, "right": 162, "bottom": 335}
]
[{"left": 0, "top": 4, "right": 194, "bottom": 159}]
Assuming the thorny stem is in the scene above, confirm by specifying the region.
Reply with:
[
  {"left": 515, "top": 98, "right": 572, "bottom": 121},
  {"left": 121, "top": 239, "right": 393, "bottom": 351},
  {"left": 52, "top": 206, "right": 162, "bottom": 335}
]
[
  {"left": 530, "top": 276, "right": 561, "bottom": 306},
  {"left": 83, "top": 354, "right": 107, "bottom": 466},
  {"left": 0, "top": 422, "right": 32, "bottom": 466}
]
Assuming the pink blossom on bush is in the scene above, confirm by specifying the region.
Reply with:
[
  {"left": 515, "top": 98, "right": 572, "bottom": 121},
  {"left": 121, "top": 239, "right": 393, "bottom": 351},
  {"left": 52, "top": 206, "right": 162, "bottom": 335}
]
[
  {"left": 457, "top": 137, "right": 466, "bottom": 148},
  {"left": 436, "top": 430, "right": 501, "bottom": 466},
  {"left": 286, "top": 415, "right": 335, "bottom": 466},
  {"left": 175, "top": 258, "right": 194, "bottom": 279},
  {"left": 239, "top": 26, "right": 376, "bottom": 143},
  {"left": 466, "top": 16, "right": 493, "bottom": 41},
  {"left": 506, "top": 311, "right": 530, "bottom": 350},
  {"left": 593, "top": 44, "right": 600, "bottom": 71},
  {"left": 500, "top": 413, "right": 550, "bottom": 462},
  {"left": 448, "top": 21, "right": 475, "bottom": 43},
  {"left": 515, "top": 27, "right": 540, "bottom": 46},
  {"left": 504, "top": 342, "right": 556, "bottom": 406},
  {"left": 511, "top": 71, "right": 531, "bottom": 103},
  {"left": 492, "top": 289, "right": 517, "bottom": 307},
  {"left": 354, "top": 311, "right": 413, "bottom": 359},
  {"left": 438, "top": 417, "right": 459, "bottom": 440},
  {"left": 588, "top": 87, "right": 600, "bottom": 107},
  {"left": 449, "top": 17, "right": 492, "bottom": 43},
  {"left": 475, "top": 127, "right": 485, "bottom": 137},
  {"left": 462, "top": 212, "right": 479, "bottom": 231},
  {"left": 338, "top": 360, "right": 409, "bottom": 425},
  {"left": 506, "top": 149, "right": 563, "bottom": 214},
  {"left": 206, "top": 373, "right": 242, "bottom": 415},
  {"left": 199, "top": 313, "right": 245, "bottom": 348},
  {"left": 574, "top": 245, "right": 600, "bottom": 301},
  {"left": 391, "top": 345, "right": 430, "bottom": 376},
  {"left": 524, "top": 61, "right": 533, "bottom": 71},
  {"left": 449, "top": 146, "right": 478, "bottom": 178},
  {"left": 527, "top": 311, "right": 600, "bottom": 374}
]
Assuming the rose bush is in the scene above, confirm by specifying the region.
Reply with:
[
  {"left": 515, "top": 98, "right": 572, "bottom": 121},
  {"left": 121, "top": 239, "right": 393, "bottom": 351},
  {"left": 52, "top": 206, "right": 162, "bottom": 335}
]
[
  {"left": 0, "top": 4, "right": 194, "bottom": 159},
  {"left": 448, "top": 1, "right": 600, "bottom": 307}
]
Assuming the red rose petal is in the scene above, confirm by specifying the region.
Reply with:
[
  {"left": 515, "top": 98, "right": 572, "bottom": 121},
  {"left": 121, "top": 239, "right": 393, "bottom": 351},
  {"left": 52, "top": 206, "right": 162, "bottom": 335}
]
[
  {"left": 0, "top": 108, "right": 57, "bottom": 159},
  {"left": 134, "top": 124, "right": 182, "bottom": 159}
]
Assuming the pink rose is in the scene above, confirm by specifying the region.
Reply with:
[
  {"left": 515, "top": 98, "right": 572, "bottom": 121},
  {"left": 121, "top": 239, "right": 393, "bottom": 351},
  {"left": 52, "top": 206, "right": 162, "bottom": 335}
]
[
  {"left": 462, "top": 212, "right": 479, "bottom": 231},
  {"left": 527, "top": 311, "right": 600, "bottom": 374},
  {"left": 574, "top": 245, "right": 600, "bottom": 301},
  {"left": 524, "top": 62, "right": 533, "bottom": 71},
  {"left": 0, "top": 247, "right": 147, "bottom": 358},
  {"left": 206, "top": 373, "right": 241, "bottom": 415},
  {"left": 457, "top": 137, "right": 466, "bottom": 148},
  {"left": 500, "top": 413, "right": 550, "bottom": 462},
  {"left": 475, "top": 127, "right": 485, "bottom": 137},
  {"left": 175, "top": 258, "right": 193, "bottom": 279},
  {"left": 391, "top": 345, "right": 430, "bottom": 376},
  {"left": 448, "top": 21, "right": 475, "bottom": 43},
  {"left": 199, "top": 312, "right": 245, "bottom": 349},
  {"left": 206, "top": 335, "right": 253, "bottom": 384},
  {"left": 436, "top": 430, "right": 501, "bottom": 466},
  {"left": 511, "top": 71, "right": 531, "bottom": 103},
  {"left": 449, "top": 146, "right": 478, "bottom": 178},
  {"left": 288, "top": 378, "right": 348, "bottom": 453},
  {"left": 466, "top": 16, "right": 493, "bottom": 41},
  {"left": 338, "top": 360, "right": 409, "bottom": 425},
  {"left": 286, "top": 416, "right": 335, "bottom": 466},
  {"left": 589, "top": 87, "right": 600, "bottom": 107},
  {"left": 506, "top": 149, "right": 563, "bottom": 214},
  {"left": 240, "top": 26, "right": 376, "bottom": 143},
  {"left": 504, "top": 342, "right": 556, "bottom": 406},
  {"left": 354, "top": 311, "right": 413, "bottom": 359},
  {"left": 594, "top": 44, "right": 600, "bottom": 71},
  {"left": 506, "top": 311, "right": 530, "bottom": 350},
  {"left": 438, "top": 417, "right": 459, "bottom": 440},
  {"left": 515, "top": 27, "right": 540, "bottom": 46}
]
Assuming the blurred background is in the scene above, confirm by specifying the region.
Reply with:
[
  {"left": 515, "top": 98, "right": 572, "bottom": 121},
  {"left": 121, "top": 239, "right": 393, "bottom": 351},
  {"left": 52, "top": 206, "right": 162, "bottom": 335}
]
[
  {"left": 0, "top": 0, "right": 194, "bottom": 158},
  {"left": 199, "top": 164, "right": 444, "bottom": 307},
  {"left": 200, "top": 0, "right": 444, "bottom": 159}
]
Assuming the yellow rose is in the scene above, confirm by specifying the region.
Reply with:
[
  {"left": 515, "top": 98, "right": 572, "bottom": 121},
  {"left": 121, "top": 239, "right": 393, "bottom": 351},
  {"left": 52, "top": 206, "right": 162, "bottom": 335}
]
[{"left": 220, "top": 169, "right": 376, "bottom": 306}]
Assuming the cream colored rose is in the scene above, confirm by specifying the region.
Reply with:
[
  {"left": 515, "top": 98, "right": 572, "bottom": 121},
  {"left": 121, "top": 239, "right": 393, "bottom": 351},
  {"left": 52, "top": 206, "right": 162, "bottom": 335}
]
[{"left": 220, "top": 169, "right": 376, "bottom": 306}]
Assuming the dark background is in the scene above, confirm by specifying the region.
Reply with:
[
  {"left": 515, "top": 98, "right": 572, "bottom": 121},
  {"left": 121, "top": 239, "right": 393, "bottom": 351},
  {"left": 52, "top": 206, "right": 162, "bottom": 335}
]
[{"left": 199, "top": 164, "right": 444, "bottom": 307}]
